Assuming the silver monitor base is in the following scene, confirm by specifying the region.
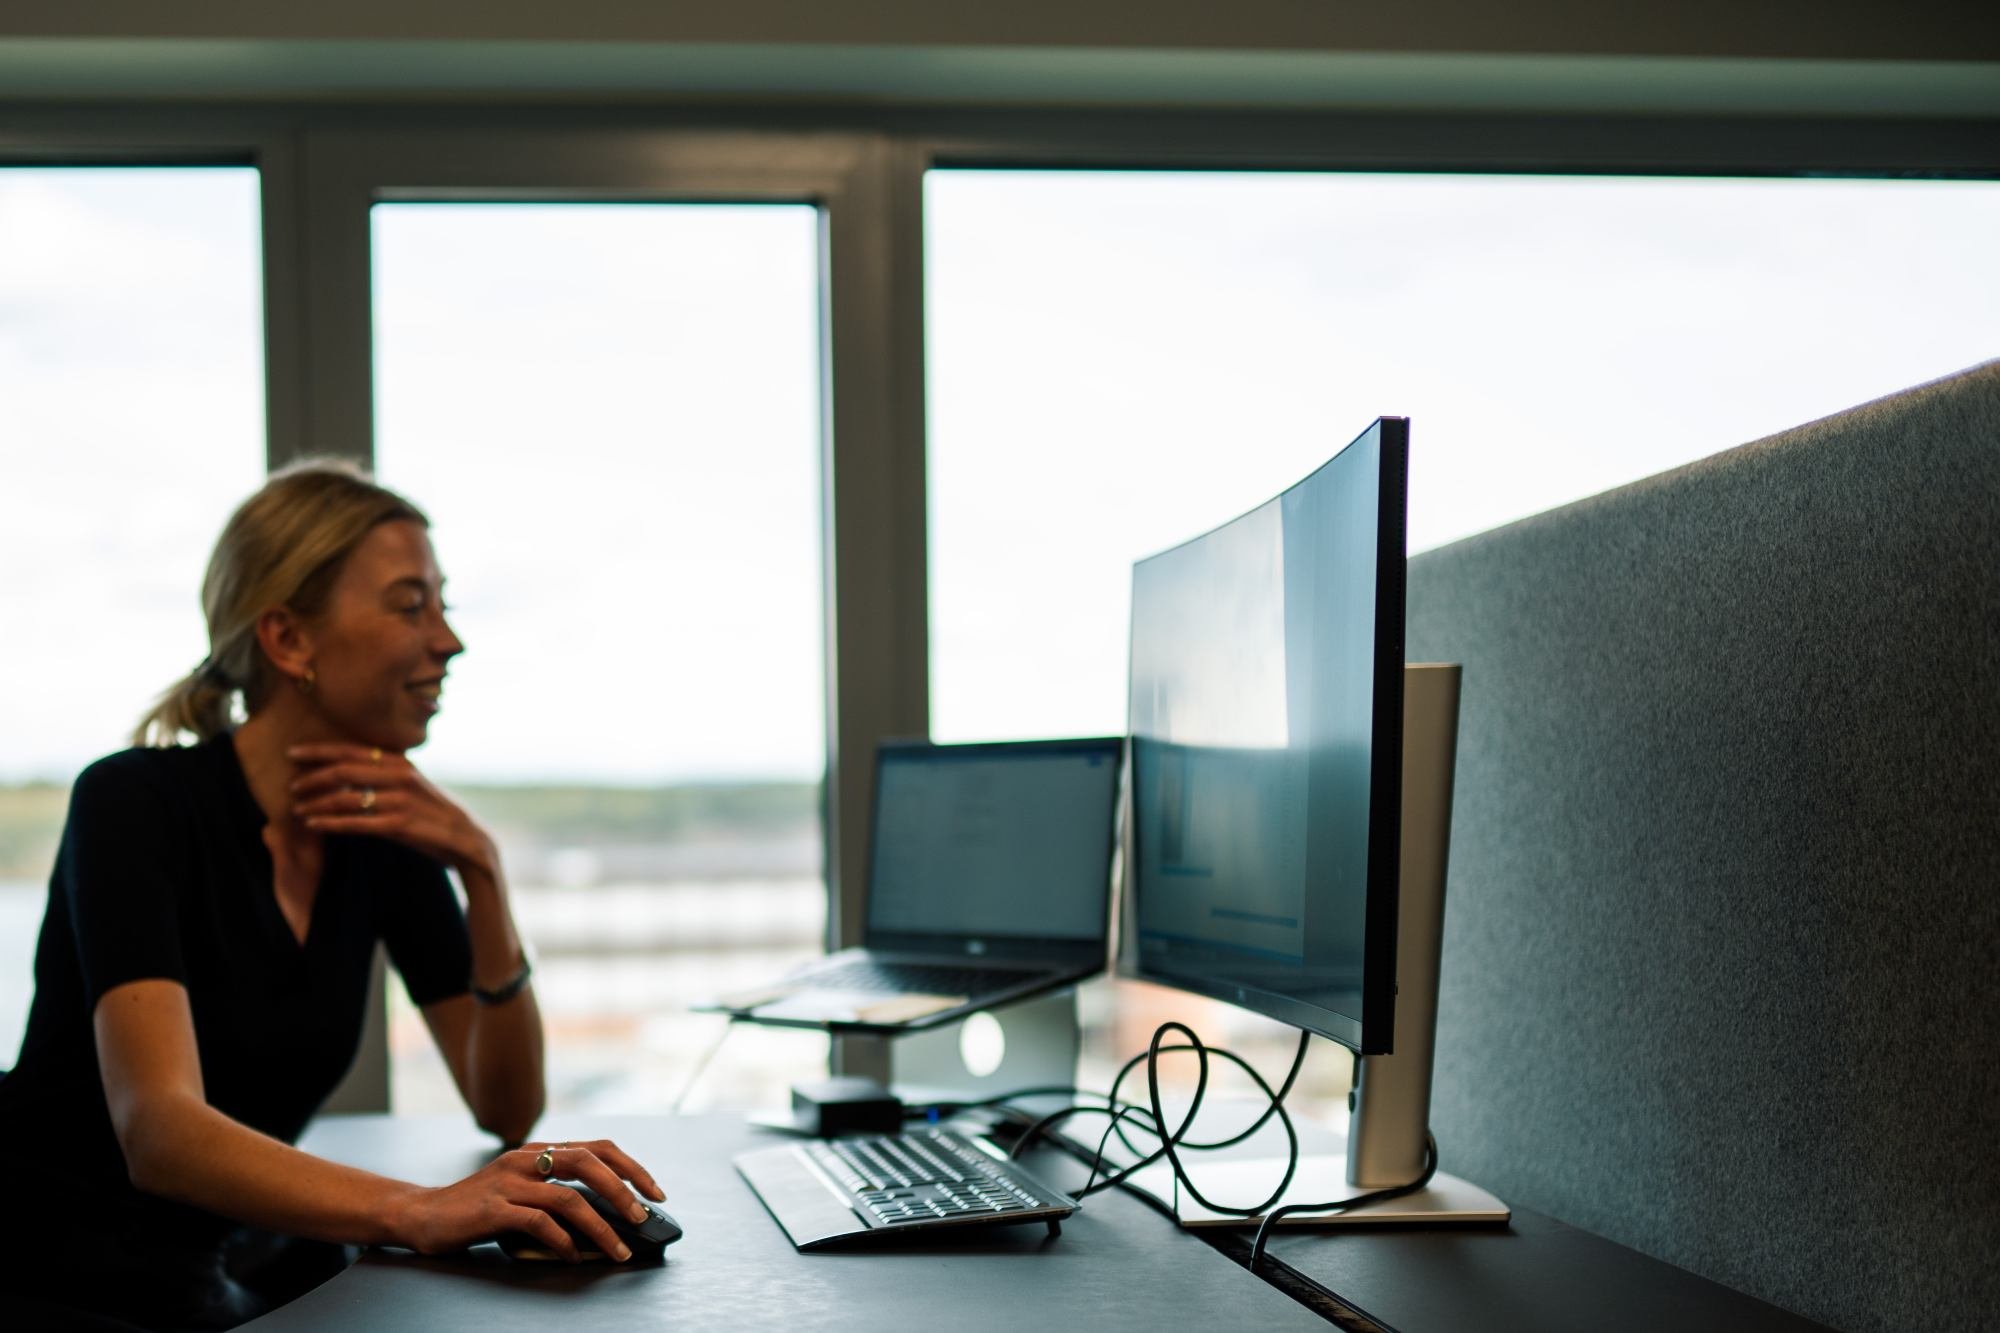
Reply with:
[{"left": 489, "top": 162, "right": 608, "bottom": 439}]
[{"left": 1126, "top": 1148, "right": 1509, "bottom": 1227}]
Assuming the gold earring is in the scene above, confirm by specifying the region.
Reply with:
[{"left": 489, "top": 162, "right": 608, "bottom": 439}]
[{"left": 298, "top": 668, "right": 317, "bottom": 695}]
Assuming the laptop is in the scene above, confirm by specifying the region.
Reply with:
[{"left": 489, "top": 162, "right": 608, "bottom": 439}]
[{"left": 698, "top": 736, "right": 1124, "bottom": 1030}]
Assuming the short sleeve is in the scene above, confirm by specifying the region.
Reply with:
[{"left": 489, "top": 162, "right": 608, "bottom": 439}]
[
  {"left": 377, "top": 847, "right": 474, "bottom": 1008},
  {"left": 61, "top": 754, "right": 190, "bottom": 1009}
]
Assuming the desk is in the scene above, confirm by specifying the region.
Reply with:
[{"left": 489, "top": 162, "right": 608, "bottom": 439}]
[
  {"left": 1083, "top": 1106, "right": 1836, "bottom": 1333},
  {"left": 245, "top": 1114, "right": 1333, "bottom": 1332},
  {"left": 1264, "top": 1206, "right": 1833, "bottom": 1332}
]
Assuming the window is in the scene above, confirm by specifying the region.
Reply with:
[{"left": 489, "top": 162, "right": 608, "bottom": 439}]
[
  {"left": 371, "top": 202, "right": 830, "bottom": 1112},
  {"left": 0, "top": 166, "right": 264, "bottom": 1056},
  {"left": 8, "top": 129, "right": 1991, "bottom": 1126}
]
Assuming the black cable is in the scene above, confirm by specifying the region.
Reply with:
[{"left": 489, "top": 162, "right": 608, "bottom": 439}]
[
  {"left": 1099, "top": 1028, "right": 1310, "bottom": 1158},
  {"left": 1245, "top": 1130, "right": 1440, "bottom": 1274},
  {"left": 1005, "top": 1049, "right": 1205, "bottom": 1171},
  {"left": 909, "top": 1083, "right": 1172, "bottom": 1170},
  {"left": 988, "top": 1028, "right": 1309, "bottom": 1168},
  {"left": 1010, "top": 1025, "right": 1303, "bottom": 1208},
  {"left": 1054, "top": 1020, "right": 1436, "bottom": 1267},
  {"left": 897, "top": 1018, "right": 1434, "bottom": 1268},
  {"left": 1072, "top": 1032, "right": 1304, "bottom": 1200},
  {"left": 1077, "top": 1101, "right": 1169, "bottom": 1197},
  {"left": 1134, "top": 1022, "right": 1302, "bottom": 1215}
]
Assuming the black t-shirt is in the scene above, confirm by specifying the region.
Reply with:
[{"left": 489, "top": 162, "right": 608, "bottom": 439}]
[{"left": 0, "top": 732, "right": 472, "bottom": 1257}]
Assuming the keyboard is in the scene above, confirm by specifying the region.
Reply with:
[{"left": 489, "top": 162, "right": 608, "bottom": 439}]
[
  {"left": 736, "top": 1127, "right": 1077, "bottom": 1250},
  {"left": 793, "top": 959, "right": 1048, "bottom": 997}
]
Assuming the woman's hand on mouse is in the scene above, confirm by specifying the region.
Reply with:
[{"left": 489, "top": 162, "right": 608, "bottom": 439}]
[
  {"left": 391, "top": 1139, "right": 669, "bottom": 1263},
  {"left": 287, "top": 742, "right": 497, "bottom": 876}
]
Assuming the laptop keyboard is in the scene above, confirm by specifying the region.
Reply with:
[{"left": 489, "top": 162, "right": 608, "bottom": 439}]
[
  {"left": 801, "top": 959, "right": 1046, "bottom": 996},
  {"left": 809, "top": 1128, "right": 1070, "bottom": 1226}
]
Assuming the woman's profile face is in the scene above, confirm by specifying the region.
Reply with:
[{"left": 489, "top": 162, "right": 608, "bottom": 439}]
[{"left": 305, "top": 518, "right": 463, "bottom": 752}]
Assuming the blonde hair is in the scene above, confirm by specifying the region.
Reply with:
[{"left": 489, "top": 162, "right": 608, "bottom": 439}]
[{"left": 133, "top": 458, "right": 429, "bottom": 747}]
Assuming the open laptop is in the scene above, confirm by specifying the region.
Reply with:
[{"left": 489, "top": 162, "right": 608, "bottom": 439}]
[{"left": 698, "top": 736, "right": 1124, "bottom": 1031}]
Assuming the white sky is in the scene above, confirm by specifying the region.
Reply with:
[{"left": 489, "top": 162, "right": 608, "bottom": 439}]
[
  {"left": 0, "top": 169, "right": 265, "bottom": 783},
  {"left": 372, "top": 203, "right": 825, "bottom": 784},
  {"left": 3, "top": 167, "right": 1997, "bottom": 781},
  {"left": 927, "top": 171, "right": 2000, "bottom": 741}
]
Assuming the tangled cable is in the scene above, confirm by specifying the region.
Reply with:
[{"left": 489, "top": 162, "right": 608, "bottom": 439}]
[{"left": 937, "top": 1020, "right": 1439, "bottom": 1274}]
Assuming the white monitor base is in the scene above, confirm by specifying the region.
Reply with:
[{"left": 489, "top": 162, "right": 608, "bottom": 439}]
[{"left": 1126, "top": 1151, "right": 1509, "bottom": 1228}]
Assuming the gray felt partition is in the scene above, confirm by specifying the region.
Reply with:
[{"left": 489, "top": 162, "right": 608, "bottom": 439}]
[{"left": 1404, "top": 360, "right": 2000, "bottom": 1333}]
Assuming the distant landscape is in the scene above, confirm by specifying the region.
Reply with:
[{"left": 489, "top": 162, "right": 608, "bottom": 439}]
[
  {"left": 0, "top": 784, "right": 67, "bottom": 883},
  {"left": 0, "top": 780, "right": 821, "bottom": 884},
  {"left": 0, "top": 777, "right": 828, "bottom": 1115}
]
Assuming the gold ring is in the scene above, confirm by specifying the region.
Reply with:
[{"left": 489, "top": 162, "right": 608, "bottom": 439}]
[
  {"left": 358, "top": 787, "right": 377, "bottom": 812},
  {"left": 536, "top": 1148, "right": 555, "bottom": 1176},
  {"left": 369, "top": 747, "right": 383, "bottom": 763}
]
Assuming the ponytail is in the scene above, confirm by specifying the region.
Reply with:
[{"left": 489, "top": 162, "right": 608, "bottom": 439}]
[
  {"left": 132, "top": 659, "right": 238, "bottom": 747},
  {"left": 130, "top": 458, "right": 427, "bottom": 748}
]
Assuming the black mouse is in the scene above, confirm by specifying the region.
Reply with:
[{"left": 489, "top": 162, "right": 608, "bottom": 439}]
[{"left": 499, "top": 1180, "right": 683, "bottom": 1262}]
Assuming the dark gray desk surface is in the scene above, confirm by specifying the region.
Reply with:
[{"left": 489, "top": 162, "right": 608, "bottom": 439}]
[
  {"left": 1266, "top": 1206, "right": 1833, "bottom": 1333},
  {"left": 246, "top": 1113, "right": 1333, "bottom": 1332},
  {"left": 1081, "top": 1105, "right": 1836, "bottom": 1333}
]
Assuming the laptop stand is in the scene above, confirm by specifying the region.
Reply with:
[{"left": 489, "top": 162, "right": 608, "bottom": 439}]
[{"left": 832, "top": 987, "right": 1082, "bottom": 1113}]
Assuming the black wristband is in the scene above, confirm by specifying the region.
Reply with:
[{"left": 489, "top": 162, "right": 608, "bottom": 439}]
[{"left": 471, "top": 955, "right": 533, "bottom": 1006}]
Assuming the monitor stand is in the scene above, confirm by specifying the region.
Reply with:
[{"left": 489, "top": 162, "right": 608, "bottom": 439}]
[
  {"left": 1139, "top": 1148, "right": 1509, "bottom": 1226},
  {"left": 1135, "top": 663, "right": 1509, "bottom": 1227}
]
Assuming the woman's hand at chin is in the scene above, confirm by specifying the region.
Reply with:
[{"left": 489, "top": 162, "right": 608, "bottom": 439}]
[{"left": 286, "top": 741, "right": 497, "bottom": 875}]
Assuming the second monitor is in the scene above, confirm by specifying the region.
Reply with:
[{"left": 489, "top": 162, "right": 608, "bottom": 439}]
[
  {"left": 1124, "top": 416, "right": 1406, "bottom": 1056},
  {"left": 1120, "top": 416, "right": 1505, "bottom": 1220}
]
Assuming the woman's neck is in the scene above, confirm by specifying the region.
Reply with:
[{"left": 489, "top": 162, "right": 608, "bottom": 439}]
[{"left": 231, "top": 700, "right": 346, "bottom": 837}]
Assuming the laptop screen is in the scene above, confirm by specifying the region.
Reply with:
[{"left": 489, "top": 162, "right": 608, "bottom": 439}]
[{"left": 866, "top": 739, "right": 1123, "bottom": 944}]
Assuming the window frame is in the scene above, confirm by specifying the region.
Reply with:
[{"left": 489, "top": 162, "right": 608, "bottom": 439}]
[
  {"left": 292, "top": 124, "right": 929, "bottom": 969},
  {"left": 0, "top": 116, "right": 305, "bottom": 469}
]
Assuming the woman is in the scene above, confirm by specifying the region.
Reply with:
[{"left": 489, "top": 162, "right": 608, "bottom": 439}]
[{"left": 0, "top": 461, "right": 665, "bottom": 1330}]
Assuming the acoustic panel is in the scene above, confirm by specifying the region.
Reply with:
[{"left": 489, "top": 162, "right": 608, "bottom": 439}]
[{"left": 1406, "top": 361, "right": 2000, "bottom": 1332}]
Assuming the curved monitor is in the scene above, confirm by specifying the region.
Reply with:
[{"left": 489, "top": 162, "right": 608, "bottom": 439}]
[{"left": 1120, "top": 418, "right": 1407, "bottom": 1054}]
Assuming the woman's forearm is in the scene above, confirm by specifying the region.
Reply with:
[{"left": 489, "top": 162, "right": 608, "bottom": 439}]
[
  {"left": 125, "top": 1092, "right": 423, "bottom": 1247},
  {"left": 459, "top": 855, "right": 546, "bottom": 1143},
  {"left": 465, "top": 985, "right": 545, "bottom": 1144}
]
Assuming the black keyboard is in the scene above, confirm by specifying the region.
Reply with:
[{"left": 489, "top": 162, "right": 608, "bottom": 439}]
[
  {"left": 736, "top": 1127, "right": 1077, "bottom": 1250},
  {"left": 797, "top": 959, "right": 1048, "bottom": 996}
]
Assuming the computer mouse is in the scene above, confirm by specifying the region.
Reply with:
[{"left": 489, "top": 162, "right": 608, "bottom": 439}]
[{"left": 498, "top": 1180, "right": 683, "bottom": 1262}]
